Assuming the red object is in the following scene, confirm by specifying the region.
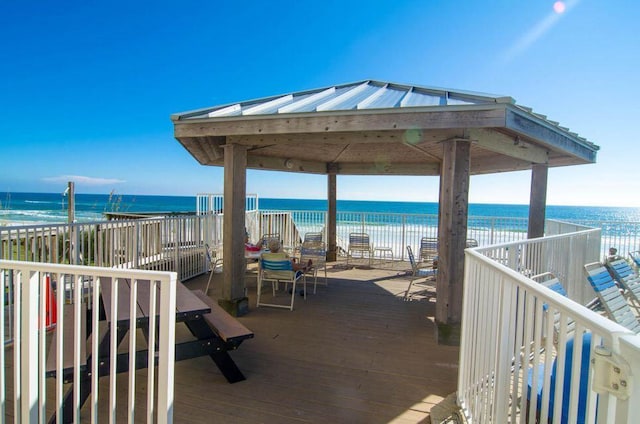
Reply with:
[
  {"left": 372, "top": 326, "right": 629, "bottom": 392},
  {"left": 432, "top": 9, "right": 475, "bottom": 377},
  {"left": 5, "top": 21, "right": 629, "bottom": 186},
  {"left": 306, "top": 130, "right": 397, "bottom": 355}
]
[
  {"left": 245, "top": 244, "right": 261, "bottom": 252},
  {"left": 43, "top": 275, "right": 57, "bottom": 329}
]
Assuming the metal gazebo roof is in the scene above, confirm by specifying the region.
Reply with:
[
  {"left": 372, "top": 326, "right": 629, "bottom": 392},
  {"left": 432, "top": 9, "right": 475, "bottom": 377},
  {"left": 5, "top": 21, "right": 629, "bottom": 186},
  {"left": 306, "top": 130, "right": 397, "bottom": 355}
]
[{"left": 172, "top": 79, "right": 598, "bottom": 175}]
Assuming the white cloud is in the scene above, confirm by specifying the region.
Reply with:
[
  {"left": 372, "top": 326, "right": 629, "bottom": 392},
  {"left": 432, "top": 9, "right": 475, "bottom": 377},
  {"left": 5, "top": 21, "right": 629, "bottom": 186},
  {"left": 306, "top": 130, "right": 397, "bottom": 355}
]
[{"left": 43, "top": 175, "right": 126, "bottom": 185}]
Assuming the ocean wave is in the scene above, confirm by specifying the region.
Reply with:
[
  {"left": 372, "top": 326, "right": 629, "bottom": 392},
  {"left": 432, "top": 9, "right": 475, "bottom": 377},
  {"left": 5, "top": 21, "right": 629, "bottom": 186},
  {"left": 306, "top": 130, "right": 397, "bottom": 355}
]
[{"left": 24, "top": 200, "right": 57, "bottom": 204}]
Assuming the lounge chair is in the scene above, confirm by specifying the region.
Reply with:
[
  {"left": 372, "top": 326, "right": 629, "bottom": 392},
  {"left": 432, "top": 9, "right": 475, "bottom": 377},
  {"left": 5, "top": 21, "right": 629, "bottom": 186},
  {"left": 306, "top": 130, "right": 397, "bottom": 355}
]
[
  {"left": 466, "top": 238, "right": 479, "bottom": 248},
  {"left": 604, "top": 258, "right": 640, "bottom": 311},
  {"left": 419, "top": 237, "right": 438, "bottom": 264},
  {"left": 347, "top": 232, "right": 372, "bottom": 266},
  {"left": 584, "top": 262, "right": 640, "bottom": 333},
  {"left": 256, "top": 256, "right": 306, "bottom": 311},
  {"left": 404, "top": 246, "right": 436, "bottom": 300},
  {"left": 630, "top": 250, "right": 640, "bottom": 269}
]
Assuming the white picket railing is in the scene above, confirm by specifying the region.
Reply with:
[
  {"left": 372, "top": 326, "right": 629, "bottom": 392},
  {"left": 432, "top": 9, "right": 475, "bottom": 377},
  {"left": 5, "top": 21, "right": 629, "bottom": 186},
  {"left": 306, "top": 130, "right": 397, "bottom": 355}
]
[
  {"left": 0, "top": 261, "right": 177, "bottom": 423},
  {"left": 458, "top": 228, "right": 640, "bottom": 423}
]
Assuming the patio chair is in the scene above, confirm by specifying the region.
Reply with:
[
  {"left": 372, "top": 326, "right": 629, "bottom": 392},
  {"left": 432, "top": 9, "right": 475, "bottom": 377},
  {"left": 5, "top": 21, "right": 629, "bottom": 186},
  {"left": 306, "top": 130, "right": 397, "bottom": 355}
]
[
  {"left": 205, "top": 243, "right": 223, "bottom": 295},
  {"left": 303, "top": 232, "right": 323, "bottom": 245},
  {"left": 419, "top": 237, "right": 438, "bottom": 264},
  {"left": 257, "top": 256, "right": 306, "bottom": 311},
  {"left": 300, "top": 242, "right": 327, "bottom": 293},
  {"left": 629, "top": 250, "right": 640, "bottom": 269},
  {"left": 604, "top": 258, "right": 640, "bottom": 311},
  {"left": 466, "top": 238, "right": 479, "bottom": 248},
  {"left": 584, "top": 262, "right": 640, "bottom": 333},
  {"left": 404, "top": 246, "right": 436, "bottom": 300},
  {"left": 261, "top": 233, "right": 281, "bottom": 249},
  {"left": 347, "top": 232, "right": 373, "bottom": 266}
]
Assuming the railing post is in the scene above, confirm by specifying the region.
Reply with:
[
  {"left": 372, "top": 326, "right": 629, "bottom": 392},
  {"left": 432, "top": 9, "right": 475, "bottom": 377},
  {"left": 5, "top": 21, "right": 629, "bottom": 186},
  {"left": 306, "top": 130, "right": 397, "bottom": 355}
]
[
  {"left": 157, "top": 273, "right": 177, "bottom": 424},
  {"left": 20, "top": 269, "right": 39, "bottom": 422},
  {"left": 401, "top": 216, "right": 406, "bottom": 260}
]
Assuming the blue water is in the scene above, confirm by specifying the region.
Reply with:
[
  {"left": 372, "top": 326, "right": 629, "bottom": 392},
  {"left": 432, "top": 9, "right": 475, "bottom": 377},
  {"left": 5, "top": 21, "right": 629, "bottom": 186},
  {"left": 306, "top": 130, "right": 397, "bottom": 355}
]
[{"left": 1, "top": 192, "right": 639, "bottom": 224}]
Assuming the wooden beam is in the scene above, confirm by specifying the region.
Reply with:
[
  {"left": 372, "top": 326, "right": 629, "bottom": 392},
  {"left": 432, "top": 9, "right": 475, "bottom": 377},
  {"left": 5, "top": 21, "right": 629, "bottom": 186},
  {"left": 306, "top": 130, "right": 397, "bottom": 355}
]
[
  {"left": 505, "top": 107, "right": 597, "bottom": 164},
  {"left": 221, "top": 144, "right": 249, "bottom": 316},
  {"left": 247, "top": 155, "right": 328, "bottom": 174},
  {"left": 436, "top": 139, "right": 471, "bottom": 345},
  {"left": 327, "top": 174, "right": 337, "bottom": 262},
  {"left": 467, "top": 128, "right": 549, "bottom": 164},
  {"left": 470, "top": 155, "right": 535, "bottom": 174},
  {"left": 336, "top": 162, "right": 440, "bottom": 175},
  {"left": 528, "top": 164, "right": 548, "bottom": 238},
  {"left": 173, "top": 106, "right": 507, "bottom": 138}
]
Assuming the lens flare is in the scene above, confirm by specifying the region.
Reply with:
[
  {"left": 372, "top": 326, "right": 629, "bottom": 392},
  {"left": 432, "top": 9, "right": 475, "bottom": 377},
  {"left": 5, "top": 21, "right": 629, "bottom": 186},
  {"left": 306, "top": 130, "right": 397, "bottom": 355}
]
[{"left": 553, "top": 1, "right": 566, "bottom": 14}]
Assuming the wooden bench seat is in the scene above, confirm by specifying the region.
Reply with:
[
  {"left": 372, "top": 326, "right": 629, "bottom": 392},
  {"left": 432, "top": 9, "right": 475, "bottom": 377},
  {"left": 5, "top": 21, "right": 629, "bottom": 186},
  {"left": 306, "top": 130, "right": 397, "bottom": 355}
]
[
  {"left": 46, "top": 303, "right": 87, "bottom": 379},
  {"left": 191, "top": 290, "right": 254, "bottom": 344}
]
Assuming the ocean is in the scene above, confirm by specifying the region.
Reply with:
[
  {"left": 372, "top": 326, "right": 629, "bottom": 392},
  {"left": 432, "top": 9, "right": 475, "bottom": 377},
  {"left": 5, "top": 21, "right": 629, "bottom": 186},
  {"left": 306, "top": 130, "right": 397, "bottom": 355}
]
[{"left": 1, "top": 191, "right": 639, "bottom": 225}]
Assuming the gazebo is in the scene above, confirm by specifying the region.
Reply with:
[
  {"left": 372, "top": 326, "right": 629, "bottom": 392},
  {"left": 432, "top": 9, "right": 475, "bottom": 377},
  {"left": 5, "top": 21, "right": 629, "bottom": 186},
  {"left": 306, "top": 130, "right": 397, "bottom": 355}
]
[{"left": 171, "top": 80, "right": 598, "bottom": 344}]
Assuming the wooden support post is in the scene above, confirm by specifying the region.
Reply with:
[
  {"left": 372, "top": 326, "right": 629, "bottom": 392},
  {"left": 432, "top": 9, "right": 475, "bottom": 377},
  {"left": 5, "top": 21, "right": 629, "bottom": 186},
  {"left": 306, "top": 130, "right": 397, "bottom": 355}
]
[
  {"left": 528, "top": 164, "right": 548, "bottom": 239},
  {"left": 327, "top": 173, "right": 337, "bottom": 262},
  {"left": 436, "top": 139, "right": 471, "bottom": 345},
  {"left": 221, "top": 144, "right": 249, "bottom": 316}
]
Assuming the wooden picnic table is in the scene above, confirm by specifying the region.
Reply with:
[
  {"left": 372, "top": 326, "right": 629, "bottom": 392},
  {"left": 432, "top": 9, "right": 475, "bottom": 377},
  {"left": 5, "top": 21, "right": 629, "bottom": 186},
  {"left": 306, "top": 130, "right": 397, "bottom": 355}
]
[{"left": 49, "top": 278, "right": 253, "bottom": 423}]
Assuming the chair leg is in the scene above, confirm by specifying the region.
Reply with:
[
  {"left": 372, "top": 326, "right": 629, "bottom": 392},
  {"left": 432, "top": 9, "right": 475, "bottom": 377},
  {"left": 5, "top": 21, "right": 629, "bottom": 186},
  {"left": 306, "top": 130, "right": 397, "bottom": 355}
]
[
  {"left": 256, "top": 275, "right": 262, "bottom": 307},
  {"left": 289, "top": 280, "right": 296, "bottom": 310},
  {"left": 404, "top": 278, "right": 415, "bottom": 301},
  {"left": 205, "top": 271, "right": 214, "bottom": 295}
]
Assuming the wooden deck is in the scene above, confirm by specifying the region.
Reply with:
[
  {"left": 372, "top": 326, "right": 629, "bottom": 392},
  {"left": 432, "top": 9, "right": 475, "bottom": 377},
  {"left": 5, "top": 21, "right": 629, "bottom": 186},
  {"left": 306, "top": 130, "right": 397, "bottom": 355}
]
[
  {"left": 171, "top": 261, "right": 458, "bottom": 423},
  {"left": 6, "top": 260, "right": 459, "bottom": 423}
]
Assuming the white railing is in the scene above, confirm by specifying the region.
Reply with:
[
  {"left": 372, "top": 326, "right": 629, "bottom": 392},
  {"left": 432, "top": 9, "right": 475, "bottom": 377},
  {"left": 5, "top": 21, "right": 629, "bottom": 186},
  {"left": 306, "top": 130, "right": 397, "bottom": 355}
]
[
  {"left": 0, "top": 261, "right": 177, "bottom": 423},
  {"left": 474, "top": 228, "right": 601, "bottom": 305},
  {"left": 458, "top": 229, "right": 640, "bottom": 423},
  {"left": 0, "top": 214, "right": 218, "bottom": 282},
  {"left": 196, "top": 193, "right": 259, "bottom": 215}
]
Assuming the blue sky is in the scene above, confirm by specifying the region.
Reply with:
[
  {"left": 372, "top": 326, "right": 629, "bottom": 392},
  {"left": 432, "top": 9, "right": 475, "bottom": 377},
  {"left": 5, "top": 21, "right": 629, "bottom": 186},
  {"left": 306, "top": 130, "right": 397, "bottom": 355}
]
[{"left": 1, "top": 0, "right": 639, "bottom": 207}]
